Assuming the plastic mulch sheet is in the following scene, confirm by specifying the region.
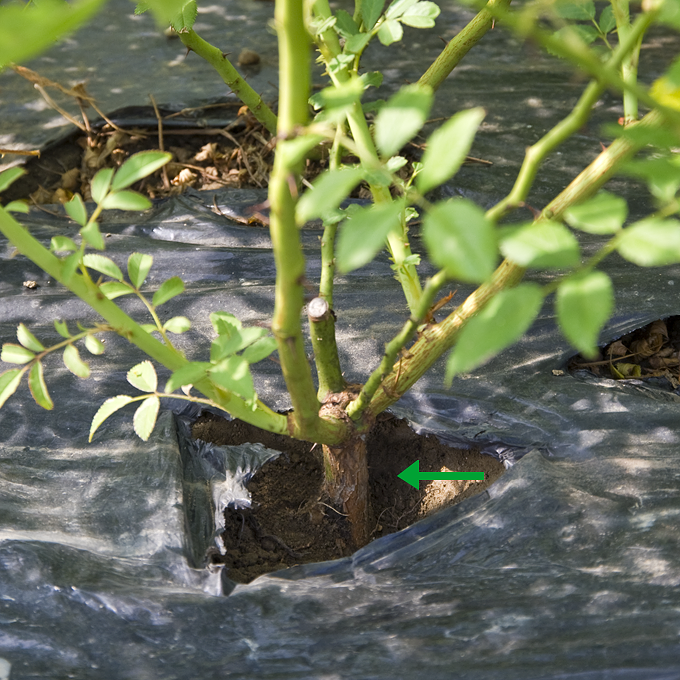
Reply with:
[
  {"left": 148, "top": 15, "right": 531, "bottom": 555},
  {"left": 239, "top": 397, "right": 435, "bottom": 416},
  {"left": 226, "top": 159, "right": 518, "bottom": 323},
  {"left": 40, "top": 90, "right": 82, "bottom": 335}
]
[{"left": 2, "top": 1, "right": 680, "bottom": 677}]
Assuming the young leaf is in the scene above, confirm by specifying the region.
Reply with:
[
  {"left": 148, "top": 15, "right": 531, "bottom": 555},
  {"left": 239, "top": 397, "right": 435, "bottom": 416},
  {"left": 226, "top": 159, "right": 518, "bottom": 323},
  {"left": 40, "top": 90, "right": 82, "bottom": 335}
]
[
  {"left": 152, "top": 276, "right": 185, "bottom": 307},
  {"left": 555, "top": 0, "right": 595, "bottom": 20},
  {"left": 111, "top": 151, "right": 172, "bottom": 192},
  {"left": 80, "top": 221, "right": 105, "bottom": 250},
  {"left": 210, "top": 311, "right": 242, "bottom": 337},
  {"left": 345, "top": 33, "right": 372, "bottom": 54},
  {"left": 400, "top": 1, "right": 440, "bottom": 28},
  {"left": 210, "top": 327, "right": 266, "bottom": 362},
  {"left": 28, "top": 361, "right": 53, "bottom": 410},
  {"left": 163, "top": 316, "right": 191, "bottom": 334},
  {"left": 133, "top": 396, "right": 160, "bottom": 441},
  {"left": 242, "top": 336, "right": 278, "bottom": 364},
  {"left": 422, "top": 199, "right": 497, "bottom": 283},
  {"left": 54, "top": 320, "right": 71, "bottom": 339},
  {"left": 210, "top": 355, "right": 256, "bottom": 401},
  {"left": 362, "top": 0, "right": 386, "bottom": 30},
  {"left": 386, "top": 156, "right": 408, "bottom": 173},
  {"left": 0, "top": 369, "right": 22, "bottom": 409},
  {"left": 63, "top": 344, "right": 90, "bottom": 378},
  {"left": 385, "top": 0, "right": 419, "bottom": 20},
  {"left": 563, "top": 191, "right": 627, "bottom": 234},
  {"left": 336, "top": 199, "right": 406, "bottom": 273},
  {"left": 312, "top": 78, "right": 365, "bottom": 111},
  {"left": 1, "top": 344, "right": 36, "bottom": 365},
  {"left": 374, "top": 84, "right": 433, "bottom": 158},
  {"left": 17, "top": 324, "right": 45, "bottom": 352},
  {"left": 85, "top": 335, "right": 105, "bottom": 355},
  {"left": 598, "top": 5, "right": 616, "bottom": 33},
  {"left": 170, "top": 0, "right": 197, "bottom": 32},
  {"left": 83, "top": 254, "right": 124, "bottom": 281},
  {"left": 101, "top": 190, "right": 152, "bottom": 212},
  {"left": 334, "top": 9, "right": 359, "bottom": 37},
  {"left": 0, "top": 167, "right": 26, "bottom": 194},
  {"left": 89, "top": 395, "right": 134, "bottom": 442},
  {"left": 277, "top": 135, "right": 325, "bottom": 166},
  {"left": 65, "top": 194, "right": 87, "bottom": 226},
  {"left": 165, "top": 362, "right": 212, "bottom": 393},
  {"left": 99, "top": 281, "right": 134, "bottom": 300},
  {"left": 127, "top": 360, "right": 157, "bottom": 393},
  {"left": 446, "top": 283, "right": 544, "bottom": 381},
  {"left": 51, "top": 235, "right": 78, "bottom": 253},
  {"left": 127, "top": 252, "right": 154, "bottom": 289},
  {"left": 500, "top": 221, "right": 581, "bottom": 269},
  {"left": 417, "top": 107, "right": 485, "bottom": 194},
  {"left": 616, "top": 219, "right": 680, "bottom": 266},
  {"left": 4, "top": 200, "right": 29, "bottom": 213},
  {"left": 556, "top": 271, "right": 613, "bottom": 359},
  {"left": 91, "top": 168, "right": 114, "bottom": 205},
  {"left": 378, "top": 19, "right": 404, "bottom": 45},
  {"left": 296, "top": 167, "right": 366, "bottom": 224}
]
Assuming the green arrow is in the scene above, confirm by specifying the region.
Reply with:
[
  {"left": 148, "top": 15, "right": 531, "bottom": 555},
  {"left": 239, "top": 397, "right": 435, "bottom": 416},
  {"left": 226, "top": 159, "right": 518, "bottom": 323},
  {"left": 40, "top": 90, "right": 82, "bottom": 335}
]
[{"left": 398, "top": 460, "right": 485, "bottom": 490}]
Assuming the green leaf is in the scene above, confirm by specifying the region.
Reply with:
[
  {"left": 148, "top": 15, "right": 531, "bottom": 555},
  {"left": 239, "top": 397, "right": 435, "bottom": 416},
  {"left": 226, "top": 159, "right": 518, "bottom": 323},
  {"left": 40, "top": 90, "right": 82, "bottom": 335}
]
[
  {"left": 1, "top": 344, "right": 35, "bottom": 365},
  {"left": 89, "top": 395, "right": 134, "bottom": 442},
  {"left": 616, "top": 218, "right": 680, "bottom": 266},
  {"left": 337, "top": 198, "right": 406, "bottom": 273},
  {"left": 345, "top": 33, "right": 372, "bottom": 54},
  {"left": 165, "top": 362, "right": 212, "bottom": 393},
  {"left": 128, "top": 253, "right": 153, "bottom": 289},
  {"left": 210, "top": 327, "right": 268, "bottom": 363},
  {"left": 210, "top": 355, "right": 256, "bottom": 402},
  {"left": 385, "top": 0, "right": 419, "bottom": 20},
  {"left": 0, "top": 0, "right": 104, "bottom": 68},
  {"left": 54, "top": 320, "right": 71, "bottom": 339},
  {"left": 152, "top": 276, "right": 184, "bottom": 307},
  {"left": 564, "top": 191, "right": 627, "bottom": 234},
  {"left": 374, "top": 84, "right": 433, "bottom": 158},
  {"left": 555, "top": 0, "right": 595, "bottom": 20},
  {"left": 83, "top": 254, "right": 123, "bottom": 281},
  {"left": 360, "top": 71, "right": 383, "bottom": 90},
  {"left": 277, "top": 135, "right": 325, "bottom": 166},
  {"left": 311, "top": 14, "right": 337, "bottom": 35},
  {"left": 4, "top": 200, "right": 29, "bottom": 214},
  {"left": 163, "top": 316, "right": 191, "bottom": 334},
  {"left": 17, "top": 324, "right": 44, "bottom": 352},
  {"left": 0, "top": 369, "right": 22, "bottom": 409},
  {"left": 50, "top": 236, "right": 78, "bottom": 253},
  {"left": 556, "top": 271, "right": 613, "bottom": 359},
  {"left": 65, "top": 194, "right": 87, "bottom": 226},
  {"left": 81, "top": 221, "right": 105, "bottom": 250},
  {"left": 363, "top": 0, "right": 386, "bottom": 30},
  {"left": 378, "top": 19, "right": 404, "bottom": 45},
  {"left": 446, "top": 284, "right": 544, "bottom": 381},
  {"left": 500, "top": 220, "right": 581, "bottom": 269},
  {"left": 386, "top": 156, "right": 408, "bottom": 172},
  {"left": 422, "top": 199, "right": 497, "bottom": 283},
  {"left": 334, "top": 9, "right": 359, "bottom": 37},
  {"left": 61, "top": 252, "right": 82, "bottom": 284},
  {"left": 28, "top": 361, "right": 53, "bottom": 410},
  {"left": 550, "top": 25, "right": 598, "bottom": 55},
  {"left": 91, "top": 168, "right": 114, "bottom": 205},
  {"left": 312, "top": 78, "right": 365, "bottom": 111},
  {"left": 99, "top": 281, "right": 134, "bottom": 300},
  {"left": 296, "top": 167, "right": 366, "bottom": 224},
  {"left": 127, "top": 361, "right": 157, "bottom": 393},
  {"left": 0, "top": 167, "right": 26, "bottom": 194},
  {"left": 85, "top": 335, "right": 105, "bottom": 355},
  {"left": 210, "top": 311, "right": 242, "bottom": 337},
  {"left": 242, "top": 336, "right": 278, "bottom": 364},
  {"left": 598, "top": 5, "right": 616, "bottom": 34},
  {"left": 133, "top": 396, "right": 160, "bottom": 441},
  {"left": 140, "top": 324, "right": 159, "bottom": 334},
  {"left": 111, "top": 151, "right": 172, "bottom": 192},
  {"left": 417, "top": 107, "right": 485, "bottom": 194},
  {"left": 101, "top": 190, "right": 152, "bottom": 212},
  {"left": 400, "top": 1, "right": 440, "bottom": 28},
  {"left": 624, "top": 157, "right": 680, "bottom": 203},
  {"left": 63, "top": 344, "right": 90, "bottom": 378}
]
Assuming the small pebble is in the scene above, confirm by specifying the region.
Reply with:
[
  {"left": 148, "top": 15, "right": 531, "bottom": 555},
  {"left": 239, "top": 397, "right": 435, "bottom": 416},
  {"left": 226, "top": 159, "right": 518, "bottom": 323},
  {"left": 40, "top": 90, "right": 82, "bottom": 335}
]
[{"left": 238, "top": 48, "right": 260, "bottom": 66}]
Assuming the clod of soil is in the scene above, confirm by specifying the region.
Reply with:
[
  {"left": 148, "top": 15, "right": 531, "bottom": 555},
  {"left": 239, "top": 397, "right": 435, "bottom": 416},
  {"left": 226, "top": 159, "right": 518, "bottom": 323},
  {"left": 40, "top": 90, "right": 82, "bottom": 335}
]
[
  {"left": 192, "top": 412, "right": 505, "bottom": 583},
  {"left": 569, "top": 316, "right": 680, "bottom": 388}
]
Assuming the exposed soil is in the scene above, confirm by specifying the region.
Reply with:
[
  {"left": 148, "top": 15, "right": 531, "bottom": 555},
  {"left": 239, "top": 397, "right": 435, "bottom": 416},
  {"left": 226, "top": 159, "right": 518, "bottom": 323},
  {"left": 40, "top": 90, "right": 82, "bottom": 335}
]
[
  {"left": 192, "top": 411, "right": 505, "bottom": 583},
  {"left": 569, "top": 316, "right": 680, "bottom": 388}
]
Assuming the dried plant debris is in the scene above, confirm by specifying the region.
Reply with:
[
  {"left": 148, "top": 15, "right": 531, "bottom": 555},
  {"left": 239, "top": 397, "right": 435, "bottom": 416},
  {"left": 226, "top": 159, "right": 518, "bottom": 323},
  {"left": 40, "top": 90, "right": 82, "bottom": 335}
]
[{"left": 569, "top": 317, "right": 680, "bottom": 388}]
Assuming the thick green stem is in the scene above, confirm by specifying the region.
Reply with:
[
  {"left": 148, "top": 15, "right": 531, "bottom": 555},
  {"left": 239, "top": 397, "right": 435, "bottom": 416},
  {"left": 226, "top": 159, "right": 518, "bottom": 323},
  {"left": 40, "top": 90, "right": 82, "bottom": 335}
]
[
  {"left": 0, "top": 207, "right": 289, "bottom": 435},
  {"left": 308, "top": 297, "right": 345, "bottom": 399},
  {"left": 610, "top": 0, "right": 639, "bottom": 123},
  {"left": 418, "top": 0, "right": 512, "bottom": 92},
  {"left": 364, "top": 110, "right": 663, "bottom": 420},
  {"left": 178, "top": 29, "right": 278, "bottom": 135},
  {"left": 486, "top": 9, "right": 654, "bottom": 223}
]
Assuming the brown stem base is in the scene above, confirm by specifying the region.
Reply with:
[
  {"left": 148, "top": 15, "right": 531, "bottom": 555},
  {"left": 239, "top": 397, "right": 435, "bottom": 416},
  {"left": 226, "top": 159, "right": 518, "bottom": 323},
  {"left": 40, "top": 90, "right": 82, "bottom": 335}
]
[{"left": 321, "top": 435, "right": 370, "bottom": 548}]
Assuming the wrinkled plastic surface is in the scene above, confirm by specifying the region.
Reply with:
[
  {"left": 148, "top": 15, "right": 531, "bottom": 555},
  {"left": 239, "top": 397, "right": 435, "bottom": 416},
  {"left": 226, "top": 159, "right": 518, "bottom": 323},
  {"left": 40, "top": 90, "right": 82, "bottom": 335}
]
[{"left": 3, "top": 0, "right": 680, "bottom": 677}]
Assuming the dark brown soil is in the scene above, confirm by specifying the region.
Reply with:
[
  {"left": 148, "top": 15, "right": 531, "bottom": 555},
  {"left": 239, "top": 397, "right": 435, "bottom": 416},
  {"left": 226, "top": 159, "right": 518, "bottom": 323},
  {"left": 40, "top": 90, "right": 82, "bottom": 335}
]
[{"left": 192, "top": 411, "right": 505, "bottom": 583}]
